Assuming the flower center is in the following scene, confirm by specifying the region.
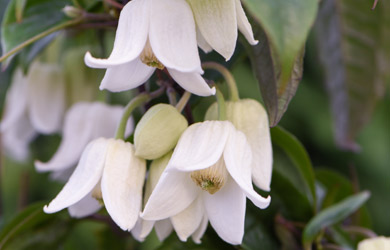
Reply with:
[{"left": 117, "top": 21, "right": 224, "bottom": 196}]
[
  {"left": 91, "top": 182, "right": 103, "bottom": 204},
  {"left": 190, "top": 157, "right": 228, "bottom": 194},
  {"left": 140, "top": 40, "right": 164, "bottom": 70}
]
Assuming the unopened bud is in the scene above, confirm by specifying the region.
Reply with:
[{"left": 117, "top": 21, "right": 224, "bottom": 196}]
[
  {"left": 63, "top": 6, "right": 83, "bottom": 18},
  {"left": 190, "top": 157, "right": 228, "bottom": 194},
  {"left": 134, "top": 104, "right": 188, "bottom": 160}
]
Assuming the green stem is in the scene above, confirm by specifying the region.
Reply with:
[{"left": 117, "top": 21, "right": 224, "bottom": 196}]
[
  {"left": 0, "top": 18, "right": 83, "bottom": 63},
  {"left": 175, "top": 91, "right": 191, "bottom": 113},
  {"left": 215, "top": 88, "right": 226, "bottom": 121},
  {"left": 202, "top": 62, "right": 239, "bottom": 102},
  {"left": 167, "top": 87, "right": 177, "bottom": 106}
]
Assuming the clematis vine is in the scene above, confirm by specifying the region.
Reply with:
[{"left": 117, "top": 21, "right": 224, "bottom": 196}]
[
  {"left": 85, "top": 0, "right": 215, "bottom": 96},
  {"left": 0, "top": 63, "right": 65, "bottom": 161},
  {"left": 141, "top": 121, "right": 271, "bottom": 245},
  {"left": 44, "top": 138, "right": 146, "bottom": 228}
]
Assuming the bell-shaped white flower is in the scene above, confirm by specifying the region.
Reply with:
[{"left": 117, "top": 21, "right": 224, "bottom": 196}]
[
  {"left": 35, "top": 102, "right": 133, "bottom": 175},
  {"left": 141, "top": 121, "right": 271, "bottom": 245},
  {"left": 44, "top": 138, "right": 146, "bottom": 230},
  {"left": 131, "top": 152, "right": 208, "bottom": 243},
  {"left": 85, "top": 0, "right": 215, "bottom": 97},
  {"left": 358, "top": 236, "right": 390, "bottom": 250},
  {"left": 0, "top": 63, "right": 65, "bottom": 161},
  {"left": 188, "top": 0, "right": 258, "bottom": 60}
]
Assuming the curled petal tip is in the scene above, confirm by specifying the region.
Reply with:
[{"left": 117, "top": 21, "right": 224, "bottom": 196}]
[{"left": 210, "top": 86, "right": 216, "bottom": 95}]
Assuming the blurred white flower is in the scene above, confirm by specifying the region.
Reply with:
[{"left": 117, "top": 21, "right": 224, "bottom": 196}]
[
  {"left": 141, "top": 121, "right": 271, "bottom": 245},
  {"left": 188, "top": 0, "right": 258, "bottom": 60},
  {"left": 358, "top": 236, "right": 390, "bottom": 250},
  {"left": 35, "top": 102, "right": 133, "bottom": 178},
  {"left": 0, "top": 63, "right": 65, "bottom": 161},
  {"left": 44, "top": 138, "right": 146, "bottom": 230},
  {"left": 85, "top": 0, "right": 215, "bottom": 97}
]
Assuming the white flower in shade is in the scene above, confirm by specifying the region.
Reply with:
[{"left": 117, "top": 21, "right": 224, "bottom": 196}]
[
  {"left": 358, "top": 236, "right": 390, "bottom": 250},
  {"left": 131, "top": 152, "right": 208, "bottom": 243},
  {"left": 0, "top": 63, "right": 65, "bottom": 161},
  {"left": 44, "top": 138, "right": 146, "bottom": 229},
  {"left": 205, "top": 99, "right": 273, "bottom": 191},
  {"left": 84, "top": 0, "right": 215, "bottom": 97},
  {"left": 188, "top": 0, "right": 258, "bottom": 60},
  {"left": 35, "top": 102, "right": 133, "bottom": 178},
  {"left": 141, "top": 121, "right": 271, "bottom": 245}
]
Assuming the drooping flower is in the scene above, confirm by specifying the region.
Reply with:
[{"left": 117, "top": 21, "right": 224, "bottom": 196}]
[
  {"left": 84, "top": 0, "right": 215, "bottom": 97},
  {"left": 35, "top": 102, "right": 133, "bottom": 178},
  {"left": 205, "top": 99, "right": 273, "bottom": 191},
  {"left": 0, "top": 63, "right": 65, "bottom": 161},
  {"left": 44, "top": 138, "right": 146, "bottom": 229},
  {"left": 188, "top": 0, "right": 258, "bottom": 60},
  {"left": 141, "top": 121, "right": 271, "bottom": 245}
]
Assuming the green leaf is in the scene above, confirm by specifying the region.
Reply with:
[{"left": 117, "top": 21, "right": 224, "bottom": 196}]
[
  {"left": 314, "top": 0, "right": 387, "bottom": 151},
  {"left": 302, "top": 191, "right": 370, "bottom": 248},
  {"left": 242, "top": 0, "right": 318, "bottom": 125},
  {"left": 271, "top": 126, "right": 316, "bottom": 208}
]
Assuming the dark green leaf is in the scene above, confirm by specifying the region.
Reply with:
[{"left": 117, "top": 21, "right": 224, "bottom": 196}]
[
  {"left": 271, "top": 126, "right": 316, "bottom": 208},
  {"left": 302, "top": 191, "right": 370, "bottom": 248},
  {"left": 314, "top": 0, "right": 386, "bottom": 151},
  {"left": 242, "top": 0, "right": 318, "bottom": 125}
]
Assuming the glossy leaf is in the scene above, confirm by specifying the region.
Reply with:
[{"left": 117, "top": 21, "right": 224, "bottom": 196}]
[
  {"left": 271, "top": 126, "right": 316, "bottom": 208},
  {"left": 314, "top": 0, "right": 387, "bottom": 151},
  {"left": 302, "top": 191, "right": 370, "bottom": 248},
  {"left": 242, "top": 0, "right": 318, "bottom": 126}
]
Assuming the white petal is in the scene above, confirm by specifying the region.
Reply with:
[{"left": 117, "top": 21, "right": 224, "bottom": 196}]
[
  {"left": 235, "top": 0, "right": 258, "bottom": 45},
  {"left": 99, "top": 58, "right": 155, "bottom": 92},
  {"left": 187, "top": 0, "right": 237, "bottom": 60},
  {"left": 155, "top": 219, "right": 173, "bottom": 241},
  {"left": 191, "top": 214, "right": 208, "bottom": 244},
  {"left": 0, "top": 70, "right": 28, "bottom": 132},
  {"left": 101, "top": 140, "right": 146, "bottom": 231},
  {"left": 168, "top": 121, "right": 232, "bottom": 172},
  {"left": 35, "top": 103, "right": 95, "bottom": 172},
  {"left": 141, "top": 171, "right": 199, "bottom": 220},
  {"left": 68, "top": 192, "right": 102, "bottom": 218},
  {"left": 168, "top": 69, "right": 216, "bottom": 97},
  {"left": 131, "top": 217, "right": 151, "bottom": 242},
  {"left": 84, "top": 0, "right": 149, "bottom": 68},
  {"left": 224, "top": 130, "right": 271, "bottom": 209},
  {"left": 203, "top": 176, "right": 246, "bottom": 245},
  {"left": 197, "top": 28, "right": 213, "bottom": 54},
  {"left": 27, "top": 63, "right": 65, "bottom": 134},
  {"left": 170, "top": 197, "right": 204, "bottom": 242},
  {"left": 149, "top": 0, "right": 201, "bottom": 72},
  {"left": 44, "top": 138, "right": 109, "bottom": 213}
]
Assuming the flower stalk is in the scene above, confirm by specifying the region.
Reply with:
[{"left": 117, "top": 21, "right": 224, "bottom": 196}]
[
  {"left": 215, "top": 88, "right": 227, "bottom": 121},
  {"left": 175, "top": 91, "right": 191, "bottom": 113}
]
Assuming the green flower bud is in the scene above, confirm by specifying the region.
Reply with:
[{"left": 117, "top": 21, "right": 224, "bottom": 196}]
[{"left": 134, "top": 104, "right": 188, "bottom": 160}]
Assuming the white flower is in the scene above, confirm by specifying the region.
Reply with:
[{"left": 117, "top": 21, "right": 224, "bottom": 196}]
[
  {"left": 35, "top": 102, "right": 133, "bottom": 178},
  {"left": 358, "top": 236, "right": 390, "bottom": 250},
  {"left": 84, "top": 0, "right": 215, "bottom": 97},
  {"left": 141, "top": 121, "right": 271, "bottom": 245},
  {"left": 0, "top": 63, "right": 65, "bottom": 161},
  {"left": 188, "top": 0, "right": 258, "bottom": 60},
  {"left": 44, "top": 138, "right": 146, "bottom": 229},
  {"left": 131, "top": 152, "right": 208, "bottom": 243}
]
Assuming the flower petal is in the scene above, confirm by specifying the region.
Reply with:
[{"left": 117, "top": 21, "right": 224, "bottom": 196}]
[
  {"left": 191, "top": 214, "right": 208, "bottom": 244},
  {"left": 84, "top": 0, "right": 149, "bottom": 68},
  {"left": 155, "top": 219, "right": 173, "bottom": 241},
  {"left": 141, "top": 171, "right": 199, "bottom": 220},
  {"left": 27, "top": 63, "right": 65, "bottom": 134},
  {"left": 168, "top": 69, "right": 216, "bottom": 97},
  {"left": 44, "top": 138, "right": 109, "bottom": 213},
  {"left": 99, "top": 58, "right": 155, "bottom": 92},
  {"left": 235, "top": 0, "right": 258, "bottom": 45},
  {"left": 101, "top": 140, "right": 146, "bottom": 231},
  {"left": 170, "top": 196, "right": 204, "bottom": 242},
  {"left": 68, "top": 192, "right": 102, "bottom": 218},
  {"left": 131, "top": 217, "right": 154, "bottom": 242},
  {"left": 187, "top": 0, "right": 237, "bottom": 60},
  {"left": 203, "top": 176, "right": 246, "bottom": 245},
  {"left": 168, "top": 121, "right": 232, "bottom": 172},
  {"left": 35, "top": 103, "right": 95, "bottom": 172},
  {"left": 224, "top": 130, "right": 271, "bottom": 209},
  {"left": 197, "top": 28, "right": 213, "bottom": 54},
  {"left": 150, "top": 0, "right": 201, "bottom": 72}
]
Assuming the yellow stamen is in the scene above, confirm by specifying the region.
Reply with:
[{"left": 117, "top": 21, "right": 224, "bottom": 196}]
[{"left": 140, "top": 40, "right": 164, "bottom": 70}]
